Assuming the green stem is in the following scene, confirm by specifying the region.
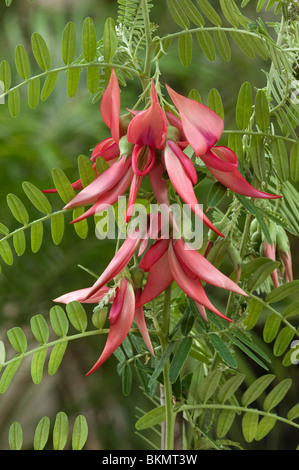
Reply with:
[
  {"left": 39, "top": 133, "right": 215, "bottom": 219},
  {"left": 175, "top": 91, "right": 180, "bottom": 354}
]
[
  {"left": 160, "top": 284, "right": 175, "bottom": 451},
  {"left": 177, "top": 404, "right": 299, "bottom": 431},
  {"left": 0, "top": 61, "right": 140, "bottom": 101},
  {"left": 141, "top": 0, "right": 153, "bottom": 79}
]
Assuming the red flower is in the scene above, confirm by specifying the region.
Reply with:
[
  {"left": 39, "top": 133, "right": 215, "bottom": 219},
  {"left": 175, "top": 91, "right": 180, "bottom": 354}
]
[{"left": 135, "top": 237, "right": 248, "bottom": 323}]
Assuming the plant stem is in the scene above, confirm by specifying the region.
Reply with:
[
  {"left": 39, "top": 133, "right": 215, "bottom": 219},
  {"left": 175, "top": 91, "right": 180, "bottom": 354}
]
[
  {"left": 160, "top": 284, "right": 175, "bottom": 450},
  {"left": 141, "top": 0, "right": 153, "bottom": 80}
]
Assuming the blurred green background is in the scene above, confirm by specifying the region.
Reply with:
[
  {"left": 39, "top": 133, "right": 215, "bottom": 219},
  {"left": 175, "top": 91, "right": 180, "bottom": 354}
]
[{"left": 0, "top": 0, "right": 298, "bottom": 450}]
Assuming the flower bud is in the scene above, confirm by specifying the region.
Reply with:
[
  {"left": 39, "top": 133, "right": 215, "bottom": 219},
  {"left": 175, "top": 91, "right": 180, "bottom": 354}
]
[
  {"left": 166, "top": 125, "right": 181, "bottom": 143},
  {"left": 118, "top": 135, "right": 134, "bottom": 157},
  {"left": 92, "top": 306, "right": 108, "bottom": 329},
  {"left": 250, "top": 218, "right": 258, "bottom": 235},
  {"left": 130, "top": 266, "right": 145, "bottom": 289},
  {"left": 208, "top": 222, "right": 224, "bottom": 243},
  {"left": 276, "top": 226, "right": 289, "bottom": 254},
  {"left": 251, "top": 230, "right": 262, "bottom": 250},
  {"left": 119, "top": 113, "right": 133, "bottom": 134}
]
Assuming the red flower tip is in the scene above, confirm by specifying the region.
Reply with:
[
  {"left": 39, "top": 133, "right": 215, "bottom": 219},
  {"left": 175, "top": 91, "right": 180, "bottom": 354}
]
[
  {"left": 127, "top": 81, "right": 167, "bottom": 149},
  {"left": 166, "top": 84, "right": 224, "bottom": 156},
  {"left": 100, "top": 69, "right": 121, "bottom": 144}
]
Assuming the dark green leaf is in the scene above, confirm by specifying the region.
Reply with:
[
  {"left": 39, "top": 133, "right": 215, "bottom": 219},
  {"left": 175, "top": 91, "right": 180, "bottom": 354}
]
[
  {"left": 217, "top": 409, "right": 236, "bottom": 438},
  {"left": 198, "top": 370, "right": 222, "bottom": 403},
  {"left": 273, "top": 326, "right": 294, "bottom": 357},
  {"left": 122, "top": 363, "right": 132, "bottom": 396},
  {"left": 265, "top": 280, "right": 299, "bottom": 303},
  {"left": 255, "top": 415, "right": 276, "bottom": 440},
  {"left": 218, "top": 373, "right": 245, "bottom": 403},
  {"left": 210, "top": 334, "right": 237, "bottom": 368},
  {"left": 135, "top": 406, "right": 166, "bottom": 430},
  {"left": 242, "top": 411, "right": 258, "bottom": 442},
  {"left": 169, "top": 337, "right": 192, "bottom": 383},
  {"left": 290, "top": 143, "right": 299, "bottom": 182},
  {"left": 271, "top": 139, "right": 289, "bottom": 182},
  {"left": 263, "top": 378, "right": 292, "bottom": 412},
  {"left": 241, "top": 374, "right": 275, "bottom": 406},
  {"left": 263, "top": 314, "right": 281, "bottom": 343}
]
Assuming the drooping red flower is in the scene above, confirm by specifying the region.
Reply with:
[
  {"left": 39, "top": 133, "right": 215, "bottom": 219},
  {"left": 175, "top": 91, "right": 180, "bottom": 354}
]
[
  {"left": 127, "top": 81, "right": 167, "bottom": 175},
  {"left": 135, "top": 237, "right": 248, "bottom": 323},
  {"left": 164, "top": 87, "right": 281, "bottom": 201}
]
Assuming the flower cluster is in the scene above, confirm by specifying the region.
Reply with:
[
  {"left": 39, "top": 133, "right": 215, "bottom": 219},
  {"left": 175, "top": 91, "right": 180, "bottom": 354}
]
[{"left": 53, "top": 70, "right": 280, "bottom": 374}]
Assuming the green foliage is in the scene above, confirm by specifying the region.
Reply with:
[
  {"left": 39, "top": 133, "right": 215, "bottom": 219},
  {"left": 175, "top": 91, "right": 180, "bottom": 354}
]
[
  {"left": 0, "top": 0, "right": 299, "bottom": 452},
  {"left": 8, "top": 413, "right": 88, "bottom": 450}
]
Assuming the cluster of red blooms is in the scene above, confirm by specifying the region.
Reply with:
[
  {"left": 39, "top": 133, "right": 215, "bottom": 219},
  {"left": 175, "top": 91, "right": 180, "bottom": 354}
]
[{"left": 51, "top": 70, "right": 281, "bottom": 375}]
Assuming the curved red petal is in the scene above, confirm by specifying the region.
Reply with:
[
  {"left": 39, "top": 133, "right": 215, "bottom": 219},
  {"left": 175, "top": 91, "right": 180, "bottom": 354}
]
[
  {"left": 83, "top": 229, "right": 140, "bottom": 300},
  {"left": 173, "top": 238, "right": 248, "bottom": 296},
  {"left": 134, "top": 289, "right": 155, "bottom": 357},
  {"left": 127, "top": 82, "right": 167, "bottom": 149},
  {"left": 168, "top": 140, "right": 197, "bottom": 185},
  {"left": 109, "top": 278, "right": 128, "bottom": 325},
  {"left": 166, "top": 84, "right": 224, "bottom": 155},
  {"left": 100, "top": 69, "right": 120, "bottom": 144},
  {"left": 168, "top": 242, "right": 233, "bottom": 322},
  {"left": 206, "top": 153, "right": 281, "bottom": 199},
  {"left": 70, "top": 167, "right": 133, "bottom": 224},
  {"left": 132, "top": 145, "right": 156, "bottom": 176},
  {"left": 86, "top": 282, "right": 135, "bottom": 375},
  {"left": 163, "top": 143, "right": 224, "bottom": 237},
  {"left": 54, "top": 286, "right": 110, "bottom": 304},
  {"left": 139, "top": 238, "right": 169, "bottom": 272},
  {"left": 65, "top": 156, "right": 131, "bottom": 210},
  {"left": 135, "top": 251, "right": 173, "bottom": 308},
  {"left": 200, "top": 146, "right": 239, "bottom": 172},
  {"left": 91, "top": 137, "right": 120, "bottom": 163}
]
